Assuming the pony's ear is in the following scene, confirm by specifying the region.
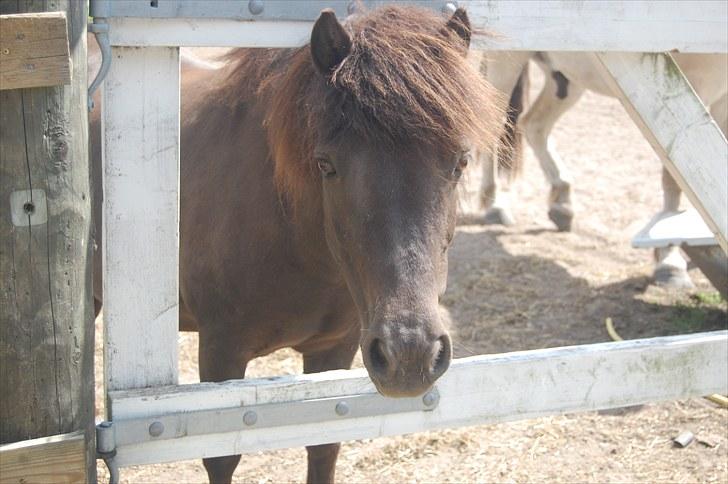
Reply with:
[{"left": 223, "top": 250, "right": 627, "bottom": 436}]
[
  {"left": 311, "top": 9, "right": 352, "bottom": 75},
  {"left": 444, "top": 7, "right": 471, "bottom": 52}
]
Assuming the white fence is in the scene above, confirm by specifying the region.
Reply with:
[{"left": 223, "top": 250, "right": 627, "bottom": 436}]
[{"left": 93, "top": 0, "right": 728, "bottom": 471}]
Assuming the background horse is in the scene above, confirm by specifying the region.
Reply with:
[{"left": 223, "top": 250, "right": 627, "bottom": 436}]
[
  {"left": 91, "top": 6, "right": 502, "bottom": 483},
  {"left": 478, "top": 51, "right": 727, "bottom": 288}
]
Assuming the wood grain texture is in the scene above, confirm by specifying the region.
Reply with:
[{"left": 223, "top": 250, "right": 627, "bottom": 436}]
[
  {"left": 102, "top": 46, "right": 180, "bottom": 394},
  {"left": 105, "top": 1, "right": 727, "bottom": 52},
  {"left": 0, "top": 432, "right": 85, "bottom": 484},
  {"left": 0, "top": 0, "right": 93, "bottom": 479},
  {"left": 0, "top": 12, "right": 70, "bottom": 90},
  {"left": 595, "top": 52, "right": 728, "bottom": 252},
  {"left": 107, "top": 331, "right": 727, "bottom": 467}
]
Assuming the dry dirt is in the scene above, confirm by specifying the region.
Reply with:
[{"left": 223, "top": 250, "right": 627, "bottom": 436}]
[{"left": 96, "top": 63, "right": 727, "bottom": 483}]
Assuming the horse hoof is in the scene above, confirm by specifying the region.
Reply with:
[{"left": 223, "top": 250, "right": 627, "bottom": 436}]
[
  {"left": 484, "top": 207, "right": 515, "bottom": 226},
  {"left": 653, "top": 265, "right": 695, "bottom": 289},
  {"left": 548, "top": 206, "right": 573, "bottom": 232}
]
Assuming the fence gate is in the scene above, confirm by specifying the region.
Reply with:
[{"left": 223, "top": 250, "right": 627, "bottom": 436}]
[{"left": 89, "top": 0, "right": 728, "bottom": 478}]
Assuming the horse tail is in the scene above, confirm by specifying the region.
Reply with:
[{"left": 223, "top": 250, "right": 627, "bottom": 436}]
[{"left": 498, "top": 61, "right": 529, "bottom": 180}]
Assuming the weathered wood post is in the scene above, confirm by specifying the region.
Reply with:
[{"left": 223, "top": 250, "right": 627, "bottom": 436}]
[{"left": 0, "top": 0, "right": 94, "bottom": 481}]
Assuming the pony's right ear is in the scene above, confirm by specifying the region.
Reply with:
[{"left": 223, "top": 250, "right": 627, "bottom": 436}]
[
  {"left": 310, "top": 9, "right": 352, "bottom": 75},
  {"left": 444, "top": 7, "right": 471, "bottom": 53}
]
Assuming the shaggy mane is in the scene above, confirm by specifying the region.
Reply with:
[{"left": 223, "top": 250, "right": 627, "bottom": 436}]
[{"left": 218, "top": 5, "right": 503, "bottom": 202}]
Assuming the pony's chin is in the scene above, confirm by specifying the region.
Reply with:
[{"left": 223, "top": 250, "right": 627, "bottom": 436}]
[{"left": 369, "top": 375, "right": 434, "bottom": 399}]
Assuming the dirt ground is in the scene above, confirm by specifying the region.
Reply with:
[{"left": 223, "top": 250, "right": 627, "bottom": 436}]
[{"left": 96, "top": 62, "right": 727, "bottom": 483}]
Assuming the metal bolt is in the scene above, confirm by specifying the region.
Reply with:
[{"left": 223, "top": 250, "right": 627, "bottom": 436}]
[
  {"left": 335, "top": 401, "right": 349, "bottom": 416},
  {"left": 442, "top": 2, "right": 458, "bottom": 15},
  {"left": 248, "top": 0, "right": 264, "bottom": 15},
  {"left": 2, "top": 48, "right": 9, "bottom": 55},
  {"left": 24, "top": 63, "right": 35, "bottom": 71},
  {"left": 148, "top": 421, "right": 164, "bottom": 437},
  {"left": 96, "top": 421, "right": 116, "bottom": 454},
  {"left": 422, "top": 390, "right": 439, "bottom": 408},
  {"left": 243, "top": 410, "right": 258, "bottom": 426}
]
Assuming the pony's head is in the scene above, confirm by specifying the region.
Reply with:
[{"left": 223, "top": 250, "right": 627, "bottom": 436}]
[{"left": 269, "top": 6, "right": 502, "bottom": 396}]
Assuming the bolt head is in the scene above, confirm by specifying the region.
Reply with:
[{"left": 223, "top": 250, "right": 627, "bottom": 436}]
[
  {"left": 243, "top": 410, "right": 258, "bottom": 426},
  {"left": 248, "top": 0, "right": 264, "bottom": 15},
  {"left": 148, "top": 421, "right": 164, "bottom": 437},
  {"left": 335, "top": 401, "right": 349, "bottom": 416},
  {"left": 422, "top": 391, "right": 439, "bottom": 407}
]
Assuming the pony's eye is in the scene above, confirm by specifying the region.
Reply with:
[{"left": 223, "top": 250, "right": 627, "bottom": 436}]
[
  {"left": 453, "top": 152, "right": 470, "bottom": 179},
  {"left": 316, "top": 159, "right": 337, "bottom": 178}
]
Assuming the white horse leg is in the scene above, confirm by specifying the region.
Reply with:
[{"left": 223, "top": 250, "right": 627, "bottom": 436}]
[
  {"left": 522, "top": 69, "right": 584, "bottom": 231},
  {"left": 653, "top": 167, "right": 694, "bottom": 288},
  {"left": 653, "top": 94, "right": 726, "bottom": 289},
  {"left": 478, "top": 51, "right": 530, "bottom": 226},
  {"left": 481, "top": 145, "right": 515, "bottom": 225}
]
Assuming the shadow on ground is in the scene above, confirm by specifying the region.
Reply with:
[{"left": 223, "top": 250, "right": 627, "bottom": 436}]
[{"left": 444, "top": 228, "right": 727, "bottom": 359}]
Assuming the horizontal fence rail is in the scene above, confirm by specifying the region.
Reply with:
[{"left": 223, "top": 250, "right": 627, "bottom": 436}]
[
  {"left": 89, "top": 0, "right": 728, "bottom": 52},
  {"left": 106, "top": 331, "right": 728, "bottom": 467}
]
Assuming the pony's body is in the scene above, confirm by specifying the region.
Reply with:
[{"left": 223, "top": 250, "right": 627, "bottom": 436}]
[
  {"left": 91, "top": 7, "right": 501, "bottom": 483},
  {"left": 179, "top": 49, "right": 354, "bottom": 352},
  {"left": 479, "top": 51, "right": 727, "bottom": 286}
]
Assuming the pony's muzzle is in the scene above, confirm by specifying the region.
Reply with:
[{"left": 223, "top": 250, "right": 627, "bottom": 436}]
[{"left": 362, "top": 329, "right": 452, "bottom": 398}]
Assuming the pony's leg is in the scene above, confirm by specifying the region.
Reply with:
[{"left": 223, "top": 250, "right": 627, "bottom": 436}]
[
  {"left": 653, "top": 168, "right": 694, "bottom": 288},
  {"left": 479, "top": 51, "right": 530, "bottom": 226},
  {"left": 652, "top": 94, "right": 727, "bottom": 288},
  {"left": 198, "top": 326, "right": 248, "bottom": 484},
  {"left": 481, "top": 147, "right": 515, "bottom": 225},
  {"left": 301, "top": 327, "right": 359, "bottom": 484},
  {"left": 522, "top": 70, "right": 584, "bottom": 231}
]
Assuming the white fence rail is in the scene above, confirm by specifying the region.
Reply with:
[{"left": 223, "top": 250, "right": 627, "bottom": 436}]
[
  {"left": 109, "top": 332, "right": 728, "bottom": 466},
  {"left": 93, "top": 0, "right": 728, "bottom": 471},
  {"left": 99, "top": 1, "right": 728, "bottom": 52}
]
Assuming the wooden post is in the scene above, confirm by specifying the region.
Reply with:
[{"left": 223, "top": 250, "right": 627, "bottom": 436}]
[{"left": 0, "top": 0, "right": 94, "bottom": 481}]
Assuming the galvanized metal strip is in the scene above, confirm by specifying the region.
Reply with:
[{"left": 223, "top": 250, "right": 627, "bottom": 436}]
[
  {"left": 112, "top": 390, "right": 439, "bottom": 446},
  {"left": 90, "top": 0, "right": 454, "bottom": 20}
]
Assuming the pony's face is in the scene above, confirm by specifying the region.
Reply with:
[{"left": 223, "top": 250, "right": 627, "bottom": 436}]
[
  {"left": 315, "top": 140, "right": 468, "bottom": 397},
  {"left": 308, "top": 7, "right": 480, "bottom": 397}
]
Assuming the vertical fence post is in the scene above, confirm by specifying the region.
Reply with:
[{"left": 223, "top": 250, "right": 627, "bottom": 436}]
[
  {"left": 0, "top": 0, "right": 95, "bottom": 479},
  {"left": 102, "top": 46, "right": 180, "bottom": 395}
]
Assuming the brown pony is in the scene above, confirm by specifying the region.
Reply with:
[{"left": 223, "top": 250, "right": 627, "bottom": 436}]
[{"left": 92, "top": 6, "right": 501, "bottom": 483}]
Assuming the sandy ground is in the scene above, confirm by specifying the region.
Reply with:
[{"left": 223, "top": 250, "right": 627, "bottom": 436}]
[{"left": 96, "top": 63, "right": 727, "bottom": 483}]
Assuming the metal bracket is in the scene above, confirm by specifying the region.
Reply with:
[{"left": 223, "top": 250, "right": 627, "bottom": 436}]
[
  {"left": 111, "top": 389, "right": 439, "bottom": 447},
  {"left": 10, "top": 189, "right": 47, "bottom": 227},
  {"left": 96, "top": 421, "right": 120, "bottom": 484},
  {"left": 87, "top": 18, "right": 111, "bottom": 112}
]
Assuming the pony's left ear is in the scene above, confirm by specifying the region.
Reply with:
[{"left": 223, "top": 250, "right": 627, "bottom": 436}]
[
  {"left": 444, "top": 7, "right": 471, "bottom": 52},
  {"left": 311, "top": 9, "right": 352, "bottom": 75}
]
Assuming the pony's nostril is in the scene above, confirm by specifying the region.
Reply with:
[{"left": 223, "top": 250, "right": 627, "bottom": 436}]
[
  {"left": 369, "top": 338, "right": 389, "bottom": 374},
  {"left": 430, "top": 335, "right": 451, "bottom": 378}
]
